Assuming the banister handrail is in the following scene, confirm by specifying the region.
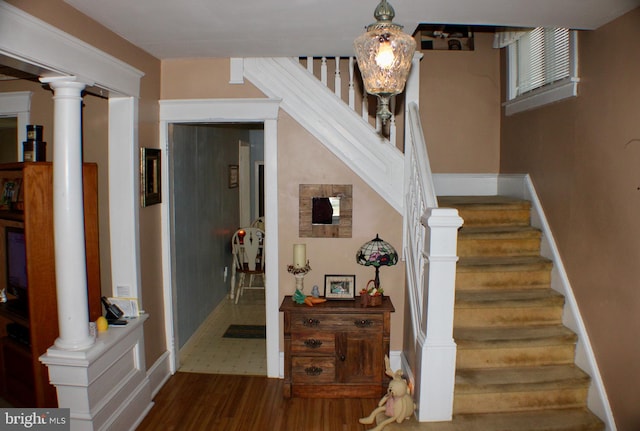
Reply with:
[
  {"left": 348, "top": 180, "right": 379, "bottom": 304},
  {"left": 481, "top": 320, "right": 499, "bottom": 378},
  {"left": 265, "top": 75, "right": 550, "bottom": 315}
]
[
  {"left": 403, "top": 100, "right": 463, "bottom": 422},
  {"left": 408, "top": 102, "right": 438, "bottom": 208},
  {"left": 300, "top": 56, "right": 400, "bottom": 148}
]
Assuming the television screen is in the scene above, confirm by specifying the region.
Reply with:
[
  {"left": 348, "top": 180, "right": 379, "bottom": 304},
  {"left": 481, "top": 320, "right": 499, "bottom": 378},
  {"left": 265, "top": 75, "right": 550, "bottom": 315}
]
[{"left": 6, "top": 227, "right": 27, "bottom": 298}]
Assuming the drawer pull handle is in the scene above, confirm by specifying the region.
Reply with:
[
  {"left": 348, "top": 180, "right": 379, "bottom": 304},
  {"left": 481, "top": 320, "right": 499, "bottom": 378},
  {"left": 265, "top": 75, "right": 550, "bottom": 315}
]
[
  {"left": 304, "top": 339, "right": 323, "bottom": 348},
  {"left": 302, "top": 318, "right": 320, "bottom": 327},
  {"left": 305, "top": 366, "right": 323, "bottom": 376},
  {"left": 339, "top": 354, "right": 346, "bottom": 361},
  {"left": 354, "top": 319, "right": 373, "bottom": 328}
]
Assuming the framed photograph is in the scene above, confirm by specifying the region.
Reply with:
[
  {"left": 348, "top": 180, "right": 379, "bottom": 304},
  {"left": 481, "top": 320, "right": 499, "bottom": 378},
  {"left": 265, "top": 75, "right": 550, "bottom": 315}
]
[
  {"left": 420, "top": 25, "right": 474, "bottom": 51},
  {"left": 140, "top": 148, "right": 161, "bottom": 207},
  {"left": 228, "top": 165, "right": 239, "bottom": 188},
  {"left": 324, "top": 274, "right": 356, "bottom": 300}
]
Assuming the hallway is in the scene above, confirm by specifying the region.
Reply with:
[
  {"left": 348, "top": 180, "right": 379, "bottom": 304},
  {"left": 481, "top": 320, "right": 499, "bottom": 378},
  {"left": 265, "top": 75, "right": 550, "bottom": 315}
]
[{"left": 178, "top": 289, "right": 266, "bottom": 376}]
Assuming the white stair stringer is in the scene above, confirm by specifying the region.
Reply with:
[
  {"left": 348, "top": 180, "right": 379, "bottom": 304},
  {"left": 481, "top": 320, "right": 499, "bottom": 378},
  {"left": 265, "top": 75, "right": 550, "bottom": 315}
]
[{"left": 243, "top": 57, "right": 404, "bottom": 213}]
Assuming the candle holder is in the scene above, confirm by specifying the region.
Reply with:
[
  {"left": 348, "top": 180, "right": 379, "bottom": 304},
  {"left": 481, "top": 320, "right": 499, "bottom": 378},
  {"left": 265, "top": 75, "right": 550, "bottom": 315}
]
[{"left": 287, "top": 261, "right": 311, "bottom": 304}]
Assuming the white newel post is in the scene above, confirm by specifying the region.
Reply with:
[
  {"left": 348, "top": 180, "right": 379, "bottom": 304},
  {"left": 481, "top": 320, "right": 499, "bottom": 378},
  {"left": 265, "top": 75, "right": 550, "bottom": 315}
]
[
  {"left": 416, "top": 207, "right": 463, "bottom": 421},
  {"left": 41, "top": 76, "right": 95, "bottom": 350}
]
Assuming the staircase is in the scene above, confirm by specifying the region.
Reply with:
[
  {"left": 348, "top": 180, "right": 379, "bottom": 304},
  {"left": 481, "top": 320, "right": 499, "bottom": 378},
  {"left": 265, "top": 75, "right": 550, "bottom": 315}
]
[{"left": 441, "top": 195, "right": 604, "bottom": 430}]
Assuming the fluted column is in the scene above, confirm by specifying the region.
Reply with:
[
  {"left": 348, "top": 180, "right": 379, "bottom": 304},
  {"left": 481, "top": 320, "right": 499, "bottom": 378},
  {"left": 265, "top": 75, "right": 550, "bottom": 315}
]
[{"left": 40, "top": 76, "right": 94, "bottom": 350}]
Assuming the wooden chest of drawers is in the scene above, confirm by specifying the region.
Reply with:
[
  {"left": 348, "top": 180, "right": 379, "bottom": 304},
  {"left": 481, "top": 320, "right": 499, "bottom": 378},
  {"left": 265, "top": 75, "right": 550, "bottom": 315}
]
[{"left": 280, "top": 296, "right": 394, "bottom": 398}]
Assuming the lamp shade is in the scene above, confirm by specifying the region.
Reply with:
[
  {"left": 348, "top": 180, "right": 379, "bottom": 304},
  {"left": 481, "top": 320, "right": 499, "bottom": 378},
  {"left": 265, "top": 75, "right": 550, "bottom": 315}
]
[
  {"left": 356, "top": 234, "right": 398, "bottom": 290},
  {"left": 353, "top": 0, "right": 416, "bottom": 123}
]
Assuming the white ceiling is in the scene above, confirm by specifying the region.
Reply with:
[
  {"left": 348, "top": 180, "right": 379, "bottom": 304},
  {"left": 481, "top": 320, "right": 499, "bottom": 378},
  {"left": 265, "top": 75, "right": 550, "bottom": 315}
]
[{"left": 63, "top": 0, "right": 640, "bottom": 59}]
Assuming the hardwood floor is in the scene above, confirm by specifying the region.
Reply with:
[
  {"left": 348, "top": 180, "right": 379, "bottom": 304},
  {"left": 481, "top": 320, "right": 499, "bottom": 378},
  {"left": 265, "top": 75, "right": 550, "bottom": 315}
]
[{"left": 136, "top": 372, "right": 378, "bottom": 431}]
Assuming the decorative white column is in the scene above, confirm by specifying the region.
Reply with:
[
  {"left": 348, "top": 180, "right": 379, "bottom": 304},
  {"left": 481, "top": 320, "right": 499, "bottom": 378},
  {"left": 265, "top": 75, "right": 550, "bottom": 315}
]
[{"left": 40, "top": 76, "right": 94, "bottom": 350}]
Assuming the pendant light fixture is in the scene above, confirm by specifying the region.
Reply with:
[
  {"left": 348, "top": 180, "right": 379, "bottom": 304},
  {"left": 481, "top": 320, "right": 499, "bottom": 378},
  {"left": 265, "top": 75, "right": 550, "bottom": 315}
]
[{"left": 354, "top": 0, "right": 416, "bottom": 124}]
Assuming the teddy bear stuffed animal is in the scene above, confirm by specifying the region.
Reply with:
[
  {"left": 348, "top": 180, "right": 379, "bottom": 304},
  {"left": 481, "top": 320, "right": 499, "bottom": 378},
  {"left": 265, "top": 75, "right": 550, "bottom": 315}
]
[{"left": 359, "top": 355, "right": 416, "bottom": 431}]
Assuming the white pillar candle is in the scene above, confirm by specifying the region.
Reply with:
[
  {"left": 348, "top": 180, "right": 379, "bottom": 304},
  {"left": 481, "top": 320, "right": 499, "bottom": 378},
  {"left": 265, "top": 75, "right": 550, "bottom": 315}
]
[{"left": 293, "top": 244, "right": 306, "bottom": 268}]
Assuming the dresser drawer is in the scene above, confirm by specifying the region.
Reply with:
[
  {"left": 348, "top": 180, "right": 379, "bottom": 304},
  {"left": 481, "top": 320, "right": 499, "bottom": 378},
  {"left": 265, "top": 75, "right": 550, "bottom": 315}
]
[
  {"left": 280, "top": 296, "right": 394, "bottom": 398},
  {"left": 290, "top": 313, "right": 383, "bottom": 332},
  {"left": 291, "top": 332, "right": 335, "bottom": 355},
  {"left": 292, "top": 357, "right": 335, "bottom": 384}
]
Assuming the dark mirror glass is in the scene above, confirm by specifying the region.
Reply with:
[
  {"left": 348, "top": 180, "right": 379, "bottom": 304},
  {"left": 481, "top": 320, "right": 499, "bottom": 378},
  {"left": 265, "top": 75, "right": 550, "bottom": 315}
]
[{"left": 312, "top": 196, "right": 340, "bottom": 225}]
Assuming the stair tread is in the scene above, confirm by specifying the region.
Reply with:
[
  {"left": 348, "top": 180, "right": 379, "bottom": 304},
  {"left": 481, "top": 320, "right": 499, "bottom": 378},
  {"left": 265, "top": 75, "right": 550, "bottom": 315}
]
[
  {"left": 455, "top": 325, "right": 577, "bottom": 347},
  {"left": 380, "top": 408, "right": 604, "bottom": 431},
  {"left": 441, "top": 195, "right": 601, "bottom": 426},
  {"left": 459, "top": 225, "right": 541, "bottom": 238},
  {"left": 456, "top": 365, "right": 590, "bottom": 393},
  {"left": 458, "top": 255, "right": 552, "bottom": 271},
  {"left": 456, "top": 289, "right": 564, "bottom": 308},
  {"left": 439, "top": 195, "right": 530, "bottom": 208}
]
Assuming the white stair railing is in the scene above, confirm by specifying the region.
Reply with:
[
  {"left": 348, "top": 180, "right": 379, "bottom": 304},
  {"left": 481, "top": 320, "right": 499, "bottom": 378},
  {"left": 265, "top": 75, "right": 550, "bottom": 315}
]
[
  {"left": 243, "top": 54, "right": 462, "bottom": 422},
  {"left": 243, "top": 57, "right": 404, "bottom": 213},
  {"left": 404, "top": 101, "right": 463, "bottom": 421},
  {"left": 300, "top": 56, "right": 400, "bottom": 148}
]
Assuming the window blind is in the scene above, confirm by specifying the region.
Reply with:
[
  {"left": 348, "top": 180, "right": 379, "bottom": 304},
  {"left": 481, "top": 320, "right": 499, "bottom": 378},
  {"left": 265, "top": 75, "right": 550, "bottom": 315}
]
[{"left": 516, "top": 28, "right": 570, "bottom": 96}]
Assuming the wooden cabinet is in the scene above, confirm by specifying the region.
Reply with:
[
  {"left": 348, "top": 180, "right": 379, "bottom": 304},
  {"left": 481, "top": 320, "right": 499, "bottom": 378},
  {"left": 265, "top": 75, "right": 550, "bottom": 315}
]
[
  {"left": 280, "top": 296, "right": 394, "bottom": 398},
  {"left": 0, "top": 162, "right": 101, "bottom": 407}
]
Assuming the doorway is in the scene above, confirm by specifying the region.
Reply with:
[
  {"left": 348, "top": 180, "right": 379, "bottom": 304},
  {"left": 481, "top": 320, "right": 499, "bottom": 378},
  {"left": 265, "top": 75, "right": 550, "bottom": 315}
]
[
  {"left": 169, "top": 123, "right": 265, "bottom": 375},
  {"left": 159, "top": 98, "right": 281, "bottom": 377},
  {"left": 0, "top": 117, "right": 18, "bottom": 162}
]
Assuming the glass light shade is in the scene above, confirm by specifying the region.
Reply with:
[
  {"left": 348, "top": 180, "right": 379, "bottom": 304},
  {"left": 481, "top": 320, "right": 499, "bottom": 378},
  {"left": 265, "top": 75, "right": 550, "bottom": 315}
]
[
  {"left": 354, "top": 0, "right": 416, "bottom": 124},
  {"left": 356, "top": 234, "right": 398, "bottom": 289}
]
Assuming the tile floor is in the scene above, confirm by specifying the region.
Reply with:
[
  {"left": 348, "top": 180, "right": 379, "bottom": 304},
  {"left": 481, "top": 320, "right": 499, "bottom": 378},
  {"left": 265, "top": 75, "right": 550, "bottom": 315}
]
[{"left": 178, "top": 288, "right": 267, "bottom": 376}]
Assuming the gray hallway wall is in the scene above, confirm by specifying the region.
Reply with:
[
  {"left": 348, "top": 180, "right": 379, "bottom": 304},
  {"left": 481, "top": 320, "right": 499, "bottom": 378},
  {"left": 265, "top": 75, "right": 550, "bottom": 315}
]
[{"left": 171, "top": 123, "right": 248, "bottom": 349}]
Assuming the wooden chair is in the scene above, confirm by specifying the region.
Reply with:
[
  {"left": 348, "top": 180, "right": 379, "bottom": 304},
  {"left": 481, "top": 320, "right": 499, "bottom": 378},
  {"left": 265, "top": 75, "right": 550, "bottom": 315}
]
[
  {"left": 230, "top": 227, "right": 265, "bottom": 304},
  {"left": 250, "top": 216, "right": 265, "bottom": 231}
]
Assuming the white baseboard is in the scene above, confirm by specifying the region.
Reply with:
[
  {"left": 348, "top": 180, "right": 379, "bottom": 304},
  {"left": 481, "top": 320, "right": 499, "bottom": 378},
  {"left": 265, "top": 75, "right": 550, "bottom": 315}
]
[
  {"left": 432, "top": 173, "right": 616, "bottom": 430},
  {"left": 147, "top": 351, "right": 172, "bottom": 398},
  {"left": 522, "top": 176, "right": 617, "bottom": 431},
  {"left": 433, "top": 173, "right": 499, "bottom": 196}
]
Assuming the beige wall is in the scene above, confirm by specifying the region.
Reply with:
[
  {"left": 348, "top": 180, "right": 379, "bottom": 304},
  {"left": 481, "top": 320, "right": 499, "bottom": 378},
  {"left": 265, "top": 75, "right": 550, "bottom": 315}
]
[
  {"left": 7, "top": 2, "right": 638, "bottom": 426},
  {"left": 420, "top": 32, "right": 501, "bottom": 173},
  {"left": 0, "top": 76, "right": 115, "bottom": 306},
  {"left": 161, "top": 60, "right": 406, "bottom": 349},
  {"left": 161, "top": 58, "right": 264, "bottom": 99},
  {"left": 501, "top": 8, "right": 640, "bottom": 429},
  {"left": 7, "top": 0, "right": 506, "bottom": 403},
  {"left": 0, "top": 79, "right": 54, "bottom": 160},
  {"left": 6, "top": 0, "right": 166, "bottom": 367},
  {"left": 276, "top": 112, "right": 405, "bottom": 349}
]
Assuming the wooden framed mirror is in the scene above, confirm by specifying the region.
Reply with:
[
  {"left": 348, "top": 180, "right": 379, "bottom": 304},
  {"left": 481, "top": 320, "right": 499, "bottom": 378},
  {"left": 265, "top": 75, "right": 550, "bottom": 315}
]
[{"left": 299, "top": 184, "right": 352, "bottom": 238}]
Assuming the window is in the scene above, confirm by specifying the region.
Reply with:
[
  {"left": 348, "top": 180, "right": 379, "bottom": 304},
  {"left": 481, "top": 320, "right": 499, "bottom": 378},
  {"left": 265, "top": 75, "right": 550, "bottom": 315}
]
[{"left": 504, "top": 28, "right": 579, "bottom": 115}]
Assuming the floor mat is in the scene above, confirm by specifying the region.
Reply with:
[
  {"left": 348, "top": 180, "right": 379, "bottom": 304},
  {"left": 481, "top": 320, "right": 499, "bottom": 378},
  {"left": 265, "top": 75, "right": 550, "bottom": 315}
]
[{"left": 222, "top": 324, "right": 266, "bottom": 339}]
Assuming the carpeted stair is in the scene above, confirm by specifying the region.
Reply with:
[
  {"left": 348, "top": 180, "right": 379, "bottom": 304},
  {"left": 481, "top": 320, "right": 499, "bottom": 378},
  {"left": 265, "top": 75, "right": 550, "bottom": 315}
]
[
  {"left": 381, "top": 195, "right": 604, "bottom": 431},
  {"left": 441, "top": 195, "right": 604, "bottom": 429}
]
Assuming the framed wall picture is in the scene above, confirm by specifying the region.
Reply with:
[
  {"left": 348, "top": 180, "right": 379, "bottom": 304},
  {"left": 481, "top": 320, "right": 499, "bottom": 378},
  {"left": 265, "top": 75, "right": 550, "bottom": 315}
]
[
  {"left": 140, "top": 148, "right": 161, "bottom": 207},
  {"left": 324, "top": 274, "right": 356, "bottom": 300},
  {"left": 228, "top": 164, "right": 239, "bottom": 188},
  {"left": 420, "top": 25, "right": 475, "bottom": 51}
]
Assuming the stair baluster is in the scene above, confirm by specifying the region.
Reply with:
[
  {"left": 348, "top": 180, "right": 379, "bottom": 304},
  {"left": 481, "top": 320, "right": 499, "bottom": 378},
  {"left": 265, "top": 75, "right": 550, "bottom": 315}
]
[
  {"left": 320, "top": 57, "right": 327, "bottom": 86},
  {"left": 348, "top": 57, "right": 355, "bottom": 109},
  {"left": 297, "top": 56, "right": 403, "bottom": 147},
  {"left": 334, "top": 57, "right": 341, "bottom": 98},
  {"left": 306, "top": 56, "right": 313, "bottom": 74}
]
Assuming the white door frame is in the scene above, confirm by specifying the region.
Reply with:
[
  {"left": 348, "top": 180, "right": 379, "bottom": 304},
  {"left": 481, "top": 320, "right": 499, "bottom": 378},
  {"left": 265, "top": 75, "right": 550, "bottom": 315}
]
[
  {"left": 0, "top": 91, "right": 31, "bottom": 160},
  {"left": 238, "top": 139, "right": 251, "bottom": 227},
  {"left": 254, "top": 161, "right": 264, "bottom": 221},
  {"left": 159, "top": 98, "right": 281, "bottom": 377}
]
